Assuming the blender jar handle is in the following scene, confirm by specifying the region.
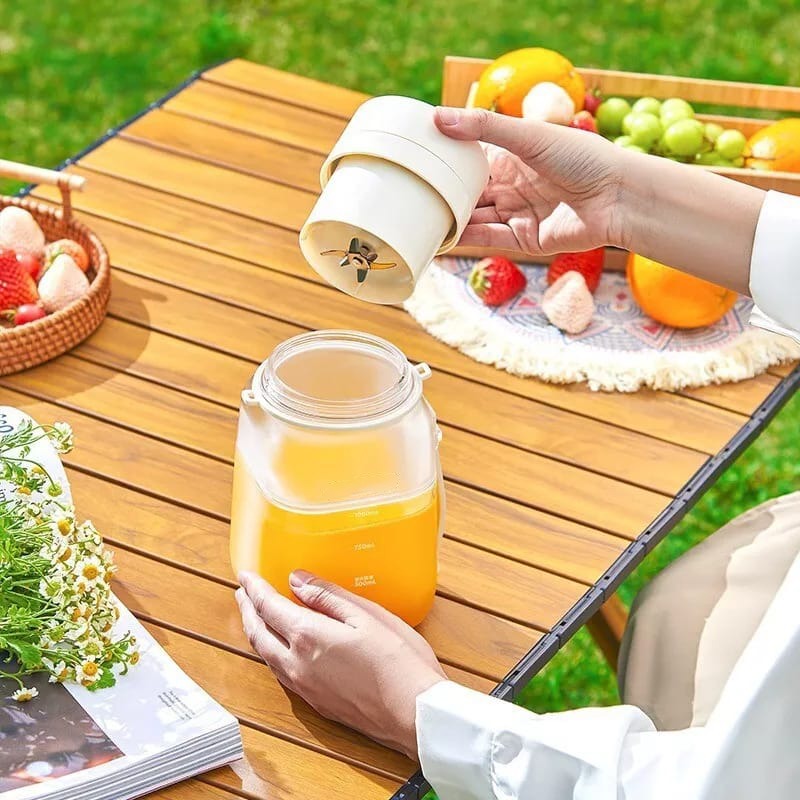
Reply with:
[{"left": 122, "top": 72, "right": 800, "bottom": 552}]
[
  {"left": 241, "top": 389, "right": 259, "bottom": 406},
  {"left": 415, "top": 362, "right": 432, "bottom": 380}
]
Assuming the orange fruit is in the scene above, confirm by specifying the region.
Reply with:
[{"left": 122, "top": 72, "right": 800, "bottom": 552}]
[
  {"left": 474, "top": 48, "right": 585, "bottom": 117},
  {"left": 626, "top": 252, "right": 737, "bottom": 329},
  {"left": 744, "top": 118, "right": 800, "bottom": 172}
]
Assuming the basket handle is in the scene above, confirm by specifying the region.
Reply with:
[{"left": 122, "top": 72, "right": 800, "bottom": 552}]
[{"left": 0, "top": 159, "right": 86, "bottom": 225}]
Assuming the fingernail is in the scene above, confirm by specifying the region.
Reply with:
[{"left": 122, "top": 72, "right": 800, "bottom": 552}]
[
  {"left": 289, "top": 569, "right": 314, "bottom": 589},
  {"left": 436, "top": 107, "right": 460, "bottom": 126},
  {"left": 234, "top": 587, "right": 244, "bottom": 602}
]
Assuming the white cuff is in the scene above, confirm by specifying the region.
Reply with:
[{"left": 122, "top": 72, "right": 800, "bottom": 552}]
[
  {"left": 749, "top": 190, "right": 800, "bottom": 339},
  {"left": 749, "top": 304, "right": 800, "bottom": 346},
  {"left": 416, "top": 680, "right": 658, "bottom": 800},
  {"left": 416, "top": 681, "right": 496, "bottom": 800}
]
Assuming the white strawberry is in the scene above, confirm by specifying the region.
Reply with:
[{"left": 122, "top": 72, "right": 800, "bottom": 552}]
[
  {"left": 37, "top": 253, "right": 89, "bottom": 313},
  {"left": 0, "top": 206, "right": 46, "bottom": 258},
  {"left": 522, "top": 82, "right": 575, "bottom": 125},
  {"left": 542, "top": 271, "right": 595, "bottom": 334}
]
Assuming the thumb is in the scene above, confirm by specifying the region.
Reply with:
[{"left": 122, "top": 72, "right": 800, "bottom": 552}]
[
  {"left": 289, "top": 570, "right": 367, "bottom": 626},
  {"left": 434, "top": 106, "right": 555, "bottom": 161}
]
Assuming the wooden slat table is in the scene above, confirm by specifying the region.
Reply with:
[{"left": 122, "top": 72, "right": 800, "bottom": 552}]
[{"left": 6, "top": 59, "right": 799, "bottom": 800}]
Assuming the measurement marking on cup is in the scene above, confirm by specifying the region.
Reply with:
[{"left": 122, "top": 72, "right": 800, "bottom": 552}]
[
  {"left": 354, "top": 575, "right": 377, "bottom": 588},
  {"left": 354, "top": 542, "right": 376, "bottom": 551}
]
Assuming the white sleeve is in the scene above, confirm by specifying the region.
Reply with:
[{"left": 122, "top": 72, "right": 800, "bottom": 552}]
[
  {"left": 748, "top": 190, "right": 800, "bottom": 343},
  {"left": 416, "top": 681, "right": 685, "bottom": 800}
]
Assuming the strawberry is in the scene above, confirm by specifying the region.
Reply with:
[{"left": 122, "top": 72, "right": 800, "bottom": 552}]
[
  {"left": 547, "top": 248, "right": 605, "bottom": 294},
  {"left": 37, "top": 253, "right": 89, "bottom": 313},
  {"left": 583, "top": 89, "right": 603, "bottom": 116},
  {"left": 0, "top": 207, "right": 45, "bottom": 259},
  {"left": 17, "top": 252, "right": 42, "bottom": 281},
  {"left": 570, "top": 111, "right": 599, "bottom": 134},
  {"left": 469, "top": 256, "right": 526, "bottom": 306},
  {"left": 0, "top": 249, "right": 39, "bottom": 310},
  {"left": 542, "top": 272, "right": 595, "bottom": 334},
  {"left": 44, "top": 238, "right": 89, "bottom": 273}
]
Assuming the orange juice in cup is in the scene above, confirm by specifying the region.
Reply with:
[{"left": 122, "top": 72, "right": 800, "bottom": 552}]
[{"left": 230, "top": 331, "right": 444, "bottom": 626}]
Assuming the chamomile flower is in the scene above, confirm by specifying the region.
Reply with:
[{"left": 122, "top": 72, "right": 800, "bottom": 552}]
[
  {"left": 67, "top": 603, "right": 91, "bottom": 623},
  {"left": 76, "top": 659, "right": 101, "bottom": 686},
  {"left": 74, "top": 555, "right": 104, "bottom": 585},
  {"left": 42, "top": 659, "right": 70, "bottom": 683},
  {"left": 65, "top": 618, "right": 90, "bottom": 642},
  {"left": 1, "top": 418, "right": 140, "bottom": 694},
  {"left": 39, "top": 578, "right": 61, "bottom": 601},
  {"left": 76, "top": 520, "right": 100, "bottom": 544},
  {"left": 48, "top": 422, "right": 74, "bottom": 454},
  {"left": 11, "top": 687, "right": 39, "bottom": 702},
  {"left": 81, "top": 637, "right": 104, "bottom": 658}
]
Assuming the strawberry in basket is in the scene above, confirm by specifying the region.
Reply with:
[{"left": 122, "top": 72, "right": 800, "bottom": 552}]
[
  {"left": 44, "top": 238, "right": 89, "bottom": 273},
  {"left": 38, "top": 253, "right": 89, "bottom": 313},
  {"left": 0, "top": 249, "right": 39, "bottom": 310},
  {"left": 0, "top": 207, "right": 45, "bottom": 259}
]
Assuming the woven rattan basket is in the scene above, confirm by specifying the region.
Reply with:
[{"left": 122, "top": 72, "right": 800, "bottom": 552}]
[{"left": 0, "top": 160, "right": 110, "bottom": 376}]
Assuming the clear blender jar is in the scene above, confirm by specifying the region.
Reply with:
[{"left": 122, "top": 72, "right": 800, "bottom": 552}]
[{"left": 230, "top": 330, "right": 444, "bottom": 626}]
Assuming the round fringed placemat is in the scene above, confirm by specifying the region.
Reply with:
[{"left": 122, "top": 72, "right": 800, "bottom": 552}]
[{"left": 405, "top": 256, "right": 800, "bottom": 392}]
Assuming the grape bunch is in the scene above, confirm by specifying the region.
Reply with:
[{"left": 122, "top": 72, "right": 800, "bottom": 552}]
[{"left": 595, "top": 96, "right": 747, "bottom": 167}]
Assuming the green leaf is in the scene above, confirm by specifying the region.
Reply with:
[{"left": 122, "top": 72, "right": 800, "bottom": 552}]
[
  {"left": 13, "top": 643, "right": 41, "bottom": 667},
  {"left": 88, "top": 668, "right": 117, "bottom": 691}
]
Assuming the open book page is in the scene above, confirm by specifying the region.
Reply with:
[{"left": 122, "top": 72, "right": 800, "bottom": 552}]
[{"left": 0, "top": 407, "right": 242, "bottom": 798}]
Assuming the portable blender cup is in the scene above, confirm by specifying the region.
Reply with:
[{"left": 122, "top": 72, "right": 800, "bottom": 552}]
[
  {"left": 230, "top": 331, "right": 444, "bottom": 627},
  {"left": 299, "top": 96, "right": 490, "bottom": 304}
]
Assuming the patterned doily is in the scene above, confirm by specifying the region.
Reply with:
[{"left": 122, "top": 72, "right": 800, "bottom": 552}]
[{"left": 404, "top": 257, "right": 800, "bottom": 392}]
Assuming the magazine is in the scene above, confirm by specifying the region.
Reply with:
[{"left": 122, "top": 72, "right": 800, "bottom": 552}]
[{"left": 0, "top": 406, "right": 243, "bottom": 799}]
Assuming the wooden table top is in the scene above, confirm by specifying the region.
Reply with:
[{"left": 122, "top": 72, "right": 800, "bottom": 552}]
[{"left": 7, "top": 58, "right": 798, "bottom": 800}]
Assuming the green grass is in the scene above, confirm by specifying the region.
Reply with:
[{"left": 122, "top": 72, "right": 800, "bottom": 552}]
[{"left": 2, "top": 0, "right": 799, "bottom": 710}]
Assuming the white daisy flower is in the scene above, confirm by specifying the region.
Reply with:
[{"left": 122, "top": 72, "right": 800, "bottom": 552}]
[
  {"left": 42, "top": 659, "right": 70, "bottom": 683},
  {"left": 11, "top": 686, "right": 39, "bottom": 702},
  {"left": 81, "top": 637, "right": 104, "bottom": 658},
  {"left": 75, "top": 659, "right": 101, "bottom": 686},
  {"left": 65, "top": 619, "right": 89, "bottom": 641},
  {"left": 76, "top": 521, "right": 100, "bottom": 544},
  {"left": 55, "top": 517, "right": 74, "bottom": 537},
  {"left": 75, "top": 555, "right": 103, "bottom": 583},
  {"left": 49, "top": 422, "right": 74, "bottom": 454}
]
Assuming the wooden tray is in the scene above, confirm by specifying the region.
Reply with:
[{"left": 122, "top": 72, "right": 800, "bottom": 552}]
[
  {"left": 0, "top": 161, "right": 110, "bottom": 376},
  {"left": 443, "top": 56, "right": 800, "bottom": 266}
]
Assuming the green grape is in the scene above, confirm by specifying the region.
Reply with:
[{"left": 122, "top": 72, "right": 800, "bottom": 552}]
[
  {"left": 662, "top": 119, "right": 705, "bottom": 157},
  {"left": 632, "top": 97, "right": 662, "bottom": 116},
  {"left": 614, "top": 135, "right": 634, "bottom": 147},
  {"left": 660, "top": 97, "right": 695, "bottom": 129},
  {"left": 596, "top": 98, "right": 632, "bottom": 137},
  {"left": 696, "top": 151, "right": 727, "bottom": 166},
  {"left": 715, "top": 129, "right": 747, "bottom": 160},
  {"left": 622, "top": 143, "right": 647, "bottom": 154},
  {"left": 626, "top": 112, "right": 662, "bottom": 149},
  {"left": 704, "top": 123, "right": 724, "bottom": 144}
]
